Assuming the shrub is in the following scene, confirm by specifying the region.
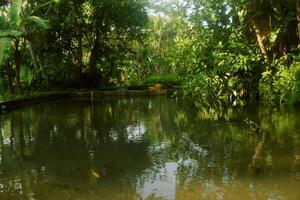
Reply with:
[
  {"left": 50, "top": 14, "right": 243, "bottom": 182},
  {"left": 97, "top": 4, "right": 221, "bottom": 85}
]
[{"left": 259, "top": 58, "right": 300, "bottom": 104}]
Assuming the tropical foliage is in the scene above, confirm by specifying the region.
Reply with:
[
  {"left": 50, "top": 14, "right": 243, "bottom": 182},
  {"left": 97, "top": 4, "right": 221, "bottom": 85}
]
[{"left": 1, "top": 0, "right": 300, "bottom": 104}]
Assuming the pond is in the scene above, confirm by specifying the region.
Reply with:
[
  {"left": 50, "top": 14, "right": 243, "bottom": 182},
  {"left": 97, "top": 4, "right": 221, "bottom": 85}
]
[{"left": 0, "top": 97, "right": 299, "bottom": 200}]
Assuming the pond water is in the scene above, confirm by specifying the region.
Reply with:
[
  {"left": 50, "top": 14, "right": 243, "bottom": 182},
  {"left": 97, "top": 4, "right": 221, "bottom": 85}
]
[{"left": 0, "top": 97, "right": 299, "bottom": 200}]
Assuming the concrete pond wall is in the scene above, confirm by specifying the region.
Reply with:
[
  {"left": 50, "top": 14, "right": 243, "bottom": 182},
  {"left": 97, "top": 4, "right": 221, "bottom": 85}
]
[{"left": 0, "top": 89, "right": 172, "bottom": 114}]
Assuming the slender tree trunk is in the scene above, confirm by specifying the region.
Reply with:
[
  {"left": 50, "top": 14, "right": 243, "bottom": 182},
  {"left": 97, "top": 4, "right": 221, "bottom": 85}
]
[
  {"left": 77, "top": 31, "right": 83, "bottom": 69},
  {"left": 89, "top": 29, "right": 103, "bottom": 86},
  {"left": 109, "top": 62, "right": 114, "bottom": 78},
  {"left": 250, "top": 19, "right": 269, "bottom": 61},
  {"left": 14, "top": 39, "right": 21, "bottom": 94},
  {"left": 108, "top": 60, "right": 114, "bottom": 83},
  {"left": 297, "top": 0, "right": 300, "bottom": 41},
  {"left": 21, "top": 25, "right": 42, "bottom": 71},
  {"left": 36, "top": 53, "right": 44, "bottom": 69},
  {"left": 26, "top": 39, "right": 42, "bottom": 70},
  {"left": 6, "top": 61, "right": 14, "bottom": 94},
  {"left": 89, "top": 28, "right": 97, "bottom": 70},
  {"left": 73, "top": 5, "right": 84, "bottom": 74},
  {"left": 20, "top": 9, "right": 43, "bottom": 71},
  {"left": 89, "top": 36, "right": 99, "bottom": 74},
  {"left": 0, "top": 126, "right": 3, "bottom": 145}
]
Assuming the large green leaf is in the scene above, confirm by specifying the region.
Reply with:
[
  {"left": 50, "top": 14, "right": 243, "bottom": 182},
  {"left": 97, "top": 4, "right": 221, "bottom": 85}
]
[
  {"left": 0, "top": 37, "right": 12, "bottom": 65},
  {"left": 20, "top": 16, "right": 50, "bottom": 30}
]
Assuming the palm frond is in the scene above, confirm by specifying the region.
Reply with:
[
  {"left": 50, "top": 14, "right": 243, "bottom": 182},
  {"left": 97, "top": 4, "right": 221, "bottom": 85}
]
[
  {"left": 20, "top": 16, "right": 50, "bottom": 30},
  {"left": 36, "top": 0, "right": 60, "bottom": 9},
  {"left": 0, "top": 37, "right": 12, "bottom": 65},
  {"left": 8, "top": 0, "right": 22, "bottom": 27},
  {"left": 0, "top": 15, "right": 9, "bottom": 30},
  {"left": 30, "top": 0, "right": 61, "bottom": 15},
  {"left": 0, "top": 30, "right": 23, "bottom": 38}
]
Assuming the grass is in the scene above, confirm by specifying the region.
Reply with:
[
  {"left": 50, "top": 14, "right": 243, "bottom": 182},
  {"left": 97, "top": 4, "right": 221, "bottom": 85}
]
[{"left": 143, "top": 74, "right": 179, "bottom": 86}]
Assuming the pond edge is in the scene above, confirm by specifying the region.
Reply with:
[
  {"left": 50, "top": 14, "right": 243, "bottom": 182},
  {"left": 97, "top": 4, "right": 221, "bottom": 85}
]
[{"left": 0, "top": 89, "right": 172, "bottom": 114}]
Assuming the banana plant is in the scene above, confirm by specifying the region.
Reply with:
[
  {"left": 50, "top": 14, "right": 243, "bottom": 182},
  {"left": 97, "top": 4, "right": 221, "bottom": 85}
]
[{"left": 0, "top": 0, "right": 58, "bottom": 93}]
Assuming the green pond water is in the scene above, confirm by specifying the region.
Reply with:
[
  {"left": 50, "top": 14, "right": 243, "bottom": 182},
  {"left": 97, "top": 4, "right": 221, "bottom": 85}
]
[{"left": 0, "top": 97, "right": 299, "bottom": 200}]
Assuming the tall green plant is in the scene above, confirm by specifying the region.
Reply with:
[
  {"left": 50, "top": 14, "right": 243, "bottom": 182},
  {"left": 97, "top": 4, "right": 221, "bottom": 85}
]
[{"left": 0, "top": 0, "right": 57, "bottom": 93}]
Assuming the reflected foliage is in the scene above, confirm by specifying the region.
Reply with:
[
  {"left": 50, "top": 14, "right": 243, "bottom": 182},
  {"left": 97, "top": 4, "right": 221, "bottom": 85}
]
[{"left": 0, "top": 97, "right": 300, "bottom": 199}]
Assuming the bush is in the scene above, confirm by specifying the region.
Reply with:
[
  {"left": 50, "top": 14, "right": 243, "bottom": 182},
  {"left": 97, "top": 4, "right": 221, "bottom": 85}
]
[{"left": 259, "top": 58, "right": 300, "bottom": 104}]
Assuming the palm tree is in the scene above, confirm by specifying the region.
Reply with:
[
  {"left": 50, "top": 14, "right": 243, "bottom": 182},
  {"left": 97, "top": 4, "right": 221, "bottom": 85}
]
[{"left": 0, "top": 0, "right": 57, "bottom": 93}]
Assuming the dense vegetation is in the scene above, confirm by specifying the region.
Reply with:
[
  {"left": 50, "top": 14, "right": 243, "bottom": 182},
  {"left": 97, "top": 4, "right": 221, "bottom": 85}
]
[{"left": 1, "top": 0, "right": 300, "bottom": 104}]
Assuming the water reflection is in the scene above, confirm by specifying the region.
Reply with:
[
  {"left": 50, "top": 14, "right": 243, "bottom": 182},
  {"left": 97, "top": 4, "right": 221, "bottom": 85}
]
[
  {"left": 138, "top": 162, "right": 177, "bottom": 200},
  {"left": 0, "top": 97, "right": 300, "bottom": 199}
]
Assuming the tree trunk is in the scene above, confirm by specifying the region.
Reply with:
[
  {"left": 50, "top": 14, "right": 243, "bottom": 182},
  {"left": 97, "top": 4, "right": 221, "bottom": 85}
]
[
  {"left": 77, "top": 31, "right": 83, "bottom": 69},
  {"left": 109, "top": 61, "right": 114, "bottom": 79},
  {"left": 73, "top": 4, "right": 83, "bottom": 70},
  {"left": 26, "top": 39, "right": 42, "bottom": 70},
  {"left": 36, "top": 53, "right": 44, "bottom": 69},
  {"left": 297, "top": 0, "right": 300, "bottom": 41},
  {"left": 89, "top": 35, "right": 99, "bottom": 74},
  {"left": 250, "top": 19, "right": 269, "bottom": 61},
  {"left": 14, "top": 39, "right": 21, "bottom": 94},
  {"left": 21, "top": 25, "right": 42, "bottom": 71},
  {"left": 6, "top": 61, "right": 14, "bottom": 94},
  {"left": 89, "top": 40, "right": 98, "bottom": 73},
  {"left": 89, "top": 30, "right": 103, "bottom": 86}
]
